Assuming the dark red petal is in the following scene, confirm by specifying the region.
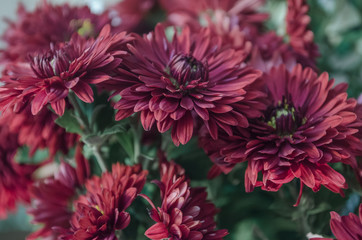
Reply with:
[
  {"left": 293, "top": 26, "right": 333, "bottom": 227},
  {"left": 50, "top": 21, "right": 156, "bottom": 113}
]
[
  {"left": 145, "top": 223, "right": 169, "bottom": 239},
  {"left": 72, "top": 81, "right": 94, "bottom": 103}
]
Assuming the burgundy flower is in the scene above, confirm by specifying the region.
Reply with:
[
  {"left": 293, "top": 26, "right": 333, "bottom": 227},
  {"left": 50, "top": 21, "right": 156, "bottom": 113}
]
[
  {"left": 352, "top": 102, "right": 362, "bottom": 187},
  {"left": 113, "top": 24, "right": 266, "bottom": 146},
  {"left": 0, "top": 121, "right": 38, "bottom": 218},
  {"left": 1, "top": 1, "right": 109, "bottom": 62},
  {"left": 105, "top": 0, "right": 155, "bottom": 32},
  {"left": 159, "top": 0, "right": 268, "bottom": 35},
  {"left": 0, "top": 25, "right": 132, "bottom": 116},
  {"left": 201, "top": 64, "right": 362, "bottom": 205},
  {"left": 27, "top": 145, "right": 90, "bottom": 240},
  {"left": 286, "top": 0, "right": 319, "bottom": 69},
  {"left": 248, "top": 31, "right": 297, "bottom": 73},
  {"left": 64, "top": 163, "right": 148, "bottom": 240},
  {"left": 311, "top": 204, "right": 362, "bottom": 240},
  {"left": 141, "top": 159, "right": 228, "bottom": 240},
  {"left": 2, "top": 106, "right": 78, "bottom": 158}
]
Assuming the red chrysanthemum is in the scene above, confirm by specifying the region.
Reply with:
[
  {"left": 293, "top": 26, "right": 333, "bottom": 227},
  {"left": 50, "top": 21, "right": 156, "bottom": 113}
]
[
  {"left": 62, "top": 163, "right": 147, "bottom": 240},
  {"left": 249, "top": 31, "right": 297, "bottom": 73},
  {"left": 141, "top": 159, "right": 228, "bottom": 240},
  {"left": 1, "top": 1, "right": 109, "bottom": 62},
  {"left": 201, "top": 64, "right": 362, "bottom": 205},
  {"left": 286, "top": 0, "right": 319, "bottom": 69},
  {"left": 311, "top": 204, "right": 362, "bottom": 240},
  {"left": 105, "top": 0, "right": 154, "bottom": 32},
  {"left": 0, "top": 121, "right": 38, "bottom": 218},
  {"left": 2, "top": 106, "right": 78, "bottom": 158},
  {"left": 159, "top": 0, "right": 268, "bottom": 35},
  {"left": 0, "top": 25, "right": 132, "bottom": 116},
  {"left": 27, "top": 145, "right": 90, "bottom": 240},
  {"left": 113, "top": 24, "right": 266, "bottom": 146}
]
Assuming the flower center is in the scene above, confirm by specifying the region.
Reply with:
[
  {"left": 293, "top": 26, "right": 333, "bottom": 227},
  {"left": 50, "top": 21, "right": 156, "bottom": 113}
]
[
  {"left": 70, "top": 19, "right": 95, "bottom": 38},
  {"left": 266, "top": 97, "right": 305, "bottom": 137},
  {"left": 168, "top": 53, "right": 208, "bottom": 91},
  {"left": 30, "top": 44, "right": 77, "bottom": 78}
]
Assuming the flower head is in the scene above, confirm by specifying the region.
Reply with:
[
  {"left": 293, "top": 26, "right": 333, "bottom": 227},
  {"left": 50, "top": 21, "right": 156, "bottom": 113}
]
[
  {"left": 159, "top": 0, "right": 268, "bottom": 34},
  {"left": 0, "top": 25, "right": 132, "bottom": 116},
  {"left": 286, "top": 0, "right": 319, "bottom": 69},
  {"left": 105, "top": 0, "right": 154, "bottom": 32},
  {"left": 201, "top": 64, "right": 362, "bottom": 205},
  {"left": 311, "top": 204, "right": 362, "bottom": 240},
  {"left": 113, "top": 24, "right": 265, "bottom": 145},
  {"left": 249, "top": 31, "right": 297, "bottom": 73},
  {"left": 3, "top": 106, "right": 77, "bottom": 158},
  {"left": 0, "top": 121, "right": 38, "bottom": 218},
  {"left": 27, "top": 145, "right": 90, "bottom": 240},
  {"left": 64, "top": 163, "right": 148, "bottom": 240},
  {"left": 1, "top": 1, "right": 109, "bottom": 62},
  {"left": 142, "top": 159, "right": 228, "bottom": 240}
]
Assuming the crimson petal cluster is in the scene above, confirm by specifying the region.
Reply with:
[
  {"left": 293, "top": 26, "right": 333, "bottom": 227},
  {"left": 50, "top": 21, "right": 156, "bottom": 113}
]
[
  {"left": 142, "top": 159, "right": 228, "bottom": 240},
  {"left": 2, "top": 107, "right": 78, "bottom": 158},
  {"left": 0, "top": 1, "right": 109, "bottom": 63},
  {"left": 311, "top": 204, "right": 362, "bottom": 240},
  {"left": 113, "top": 23, "right": 265, "bottom": 146},
  {"left": 201, "top": 64, "right": 362, "bottom": 205},
  {"left": 0, "top": 25, "right": 132, "bottom": 116},
  {"left": 27, "top": 145, "right": 90, "bottom": 240},
  {"left": 0, "top": 121, "right": 38, "bottom": 219},
  {"left": 64, "top": 163, "right": 148, "bottom": 240}
]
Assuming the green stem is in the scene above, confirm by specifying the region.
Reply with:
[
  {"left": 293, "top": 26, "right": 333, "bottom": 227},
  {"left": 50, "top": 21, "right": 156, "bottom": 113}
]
[
  {"left": 130, "top": 119, "right": 141, "bottom": 164},
  {"left": 68, "top": 92, "right": 90, "bottom": 134},
  {"left": 92, "top": 145, "right": 107, "bottom": 172},
  {"left": 68, "top": 92, "right": 108, "bottom": 172},
  {"left": 287, "top": 183, "right": 311, "bottom": 235}
]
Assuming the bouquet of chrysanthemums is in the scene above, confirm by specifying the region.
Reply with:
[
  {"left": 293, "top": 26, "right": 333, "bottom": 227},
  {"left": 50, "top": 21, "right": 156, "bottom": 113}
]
[{"left": 0, "top": 0, "right": 361, "bottom": 239}]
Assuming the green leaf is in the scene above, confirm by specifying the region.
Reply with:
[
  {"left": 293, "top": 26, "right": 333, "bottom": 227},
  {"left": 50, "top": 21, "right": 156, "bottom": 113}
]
[
  {"left": 117, "top": 131, "right": 135, "bottom": 160},
  {"left": 15, "top": 147, "right": 49, "bottom": 165},
  {"left": 55, "top": 110, "right": 83, "bottom": 134},
  {"left": 100, "top": 123, "right": 127, "bottom": 137}
]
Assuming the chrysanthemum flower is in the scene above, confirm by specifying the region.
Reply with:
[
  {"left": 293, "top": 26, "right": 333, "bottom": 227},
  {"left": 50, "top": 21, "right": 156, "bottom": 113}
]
[
  {"left": 159, "top": 0, "right": 268, "bottom": 34},
  {"left": 201, "top": 64, "right": 362, "bottom": 205},
  {"left": 113, "top": 24, "right": 265, "bottom": 146},
  {"left": 105, "top": 0, "right": 154, "bottom": 32},
  {"left": 0, "top": 122, "right": 38, "bottom": 219},
  {"left": 0, "top": 25, "right": 132, "bottom": 116},
  {"left": 2, "top": 106, "right": 77, "bottom": 158},
  {"left": 141, "top": 159, "right": 228, "bottom": 240},
  {"left": 1, "top": 1, "right": 109, "bottom": 62},
  {"left": 63, "top": 163, "right": 147, "bottom": 240},
  {"left": 248, "top": 31, "right": 297, "bottom": 73},
  {"left": 27, "top": 145, "right": 90, "bottom": 240},
  {"left": 311, "top": 204, "right": 362, "bottom": 240},
  {"left": 286, "top": 0, "right": 319, "bottom": 69}
]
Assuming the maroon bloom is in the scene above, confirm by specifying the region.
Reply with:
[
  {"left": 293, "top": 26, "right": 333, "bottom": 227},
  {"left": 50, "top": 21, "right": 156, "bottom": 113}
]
[
  {"left": 2, "top": 106, "right": 78, "bottom": 158},
  {"left": 0, "top": 25, "right": 132, "bottom": 116},
  {"left": 141, "top": 159, "right": 228, "bottom": 240},
  {"left": 286, "top": 0, "right": 319, "bottom": 69},
  {"left": 27, "top": 145, "right": 90, "bottom": 240},
  {"left": 201, "top": 64, "right": 362, "bottom": 205},
  {"left": 113, "top": 24, "right": 265, "bottom": 146},
  {"left": 105, "top": 0, "right": 155, "bottom": 32},
  {"left": 64, "top": 163, "right": 148, "bottom": 240},
  {"left": 248, "top": 31, "right": 297, "bottom": 73},
  {"left": 311, "top": 204, "right": 362, "bottom": 240},
  {"left": 1, "top": 1, "right": 109, "bottom": 62},
  {"left": 159, "top": 0, "right": 268, "bottom": 35},
  {"left": 0, "top": 121, "right": 38, "bottom": 218}
]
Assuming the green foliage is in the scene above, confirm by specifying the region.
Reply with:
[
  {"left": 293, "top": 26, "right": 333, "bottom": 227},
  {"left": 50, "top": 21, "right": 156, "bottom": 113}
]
[
  {"left": 55, "top": 109, "right": 83, "bottom": 135},
  {"left": 14, "top": 147, "right": 49, "bottom": 165}
]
